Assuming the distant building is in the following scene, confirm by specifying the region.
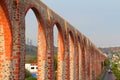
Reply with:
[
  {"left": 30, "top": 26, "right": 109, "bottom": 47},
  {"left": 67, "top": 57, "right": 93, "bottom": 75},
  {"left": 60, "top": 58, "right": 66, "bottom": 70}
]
[
  {"left": 112, "top": 55, "right": 119, "bottom": 62},
  {"left": 25, "top": 63, "right": 38, "bottom": 73}
]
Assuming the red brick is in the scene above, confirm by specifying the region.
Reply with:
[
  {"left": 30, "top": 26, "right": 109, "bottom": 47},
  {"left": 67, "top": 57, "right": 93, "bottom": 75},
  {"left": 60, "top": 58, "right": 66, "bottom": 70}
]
[{"left": 0, "top": 75, "right": 3, "bottom": 78}]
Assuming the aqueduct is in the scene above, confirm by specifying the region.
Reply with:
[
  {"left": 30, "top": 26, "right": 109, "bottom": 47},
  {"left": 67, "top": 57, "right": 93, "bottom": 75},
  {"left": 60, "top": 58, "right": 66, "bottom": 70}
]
[{"left": 0, "top": 0, "right": 107, "bottom": 80}]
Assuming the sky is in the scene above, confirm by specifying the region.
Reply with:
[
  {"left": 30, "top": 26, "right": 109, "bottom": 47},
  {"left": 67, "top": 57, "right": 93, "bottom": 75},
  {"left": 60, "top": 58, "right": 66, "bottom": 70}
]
[{"left": 25, "top": 0, "right": 120, "bottom": 48}]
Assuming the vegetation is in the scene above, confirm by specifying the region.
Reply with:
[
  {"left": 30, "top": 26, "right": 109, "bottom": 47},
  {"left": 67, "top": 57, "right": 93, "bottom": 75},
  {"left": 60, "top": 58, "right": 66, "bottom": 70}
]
[
  {"left": 112, "top": 63, "right": 120, "bottom": 80},
  {"left": 54, "top": 54, "right": 58, "bottom": 80},
  {"left": 104, "top": 59, "right": 110, "bottom": 67},
  {"left": 25, "top": 69, "right": 31, "bottom": 78},
  {"left": 25, "top": 56, "right": 37, "bottom": 63},
  {"left": 25, "top": 44, "right": 37, "bottom": 63},
  {"left": 54, "top": 54, "right": 58, "bottom": 71},
  {"left": 25, "top": 45, "right": 58, "bottom": 80},
  {"left": 25, "top": 77, "right": 37, "bottom": 80},
  {"left": 25, "top": 69, "right": 37, "bottom": 80},
  {"left": 111, "top": 52, "right": 120, "bottom": 80}
]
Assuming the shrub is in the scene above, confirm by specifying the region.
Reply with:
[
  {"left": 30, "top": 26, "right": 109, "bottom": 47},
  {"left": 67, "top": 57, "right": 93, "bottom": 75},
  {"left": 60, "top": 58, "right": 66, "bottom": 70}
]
[
  {"left": 25, "top": 69, "right": 31, "bottom": 78},
  {"left": 104, "top": 59, "right": 110, "bottom": 67},
  {"left": 25, "top": 77, "right": 37, "bottom": 80},
  {"left": 112, "top": 63, "right": 120, "bottom": 80}
]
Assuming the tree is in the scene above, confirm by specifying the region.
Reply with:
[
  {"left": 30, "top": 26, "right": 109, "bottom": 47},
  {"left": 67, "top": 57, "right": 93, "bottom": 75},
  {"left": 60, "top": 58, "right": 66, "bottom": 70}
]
[
  {"left": 25, "top": 69, "right": 31, "bottom": 78},
  {"left": 104, "top": 59, "right": 110, "bottom": 67},
  {"left": 54, "top": 54, "right": 58, "bottom": 80},
  {"left": 112, "top": 63, "right": 120, "bottom": 80},
  {"left": 25, "top": 69, "right": 37, "bottom": 80},
  {"left": 25, "top": 77, "right": 37, "bottom": 80}
]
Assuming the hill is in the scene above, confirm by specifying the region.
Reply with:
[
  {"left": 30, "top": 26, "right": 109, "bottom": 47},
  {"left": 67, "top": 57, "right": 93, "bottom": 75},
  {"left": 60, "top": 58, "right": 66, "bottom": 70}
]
[
  {"left": 26, "top": 45, "right": 37, "bottom": 56},
  {"left": 26, "top": 44, "right": 120, "bottom": 62},
  {"left": 99, "top": 47, "right": 120, "bottom": 55},
  {"left": 25, "top": 45, "right": 37, "bottom": 63},
  {"left": 26, "top": 44, "right": 120, "bottom": 56},
  {"left": 25, "top": 45, "right": 58, "bottom": 63},
  {"left": 26, "top": 45, "right": 58, "bottom": 55}
]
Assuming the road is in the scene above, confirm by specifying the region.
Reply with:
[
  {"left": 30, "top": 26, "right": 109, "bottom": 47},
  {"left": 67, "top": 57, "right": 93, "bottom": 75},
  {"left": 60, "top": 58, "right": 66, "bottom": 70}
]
[{"left": 102, "top": 70, "right": 116, "bottom": 80}]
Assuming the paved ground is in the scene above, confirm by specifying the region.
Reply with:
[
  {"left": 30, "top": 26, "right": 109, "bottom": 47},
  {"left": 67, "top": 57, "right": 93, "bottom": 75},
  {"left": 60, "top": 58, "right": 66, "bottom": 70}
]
[{"left": 102, "top": 70, "right": 116, "bottom": 80}]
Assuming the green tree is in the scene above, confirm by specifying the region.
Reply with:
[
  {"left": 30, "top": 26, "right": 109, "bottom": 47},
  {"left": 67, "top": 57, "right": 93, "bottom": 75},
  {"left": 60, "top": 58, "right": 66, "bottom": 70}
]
[
  {"left": 25, "top": 77, "right": 37, "bottom": 80},
  {"left": 112, "top": 63, "right": 120, "bottom": 80},
  {"left": 26, "top": 56, "right": 37, "bottom": 63},
  {"left": 54, "top": 54, "right": 58, "bottom": 80},
  {"left": 25, "top": 69, "right": 37, "bottom": 80},
  {"left": 104, "top": 59, "right": 110, "bottom": 67},
  {"left": 25, "top": 69, "right": 31, "bottom": 78},
  {"left": 54, "top": 55, "right": 57, "bottom": 71}
]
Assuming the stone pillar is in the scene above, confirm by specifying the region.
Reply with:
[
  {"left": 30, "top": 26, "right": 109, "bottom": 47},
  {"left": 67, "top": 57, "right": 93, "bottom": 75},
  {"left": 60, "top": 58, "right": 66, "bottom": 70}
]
[
  {"left": 0, "top": 1, "right": 13, "bottom": 80},
  {"left": 57, "top": 28, "right": 64, "bottom": 80},
  {"left": 90, "top": 50, "right": 93, "bottom": 80},
  {"left": 69, "top": 33, "right": 75, "bottom": 80},
  {"left": 92, "top": 51, "right": 96, "bottom": 80},
  {"left": 85, "top": 49, "right": 88, "bottom": 80},
  {"left": 78, "top": 43, "right": 82, "bottom": 80},
  {"left": 87, "top": 51, "right": 91, "bottom": 80},
  {"left": 64, "top": 34, "right": 70, "bottom": 80},
  {"left": 37, "top": 22, "right": 47, "bottom": 80},
  {"left": 81, "top": 46, "right": 86, "bottom": 80},
  {"left": 75, "top": 41, "right": 79, "bottom": 80},
  {"left": 11, "top": 0, "right": 22, "bottom": 79},
  {"left": 94, "top": 52, "right": 97, "bottom": 79}
]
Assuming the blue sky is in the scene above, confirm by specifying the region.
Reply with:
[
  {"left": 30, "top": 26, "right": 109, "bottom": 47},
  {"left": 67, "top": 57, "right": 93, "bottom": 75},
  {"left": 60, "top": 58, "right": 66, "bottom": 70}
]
[{"left": 25, "top": 0, "right": 120, "bottom": 48}]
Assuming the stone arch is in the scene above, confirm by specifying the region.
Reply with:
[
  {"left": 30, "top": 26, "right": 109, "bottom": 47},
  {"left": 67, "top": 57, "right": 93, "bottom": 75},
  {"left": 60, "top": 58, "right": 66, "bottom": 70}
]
[
  {"left": 52, "top": 22, "right": 64, "bottom": 80},
  {"left": 25, "top": 7, "right": 46, "bottom": 80},
  {"left": 52, "top": 22, "right": 64, "bottom": 60},
  {"left": 25, "top": 6, "right": 45, "bottom": 26},
  {"left": 0, "top": 0, "right": 12, "bottom": 79}
]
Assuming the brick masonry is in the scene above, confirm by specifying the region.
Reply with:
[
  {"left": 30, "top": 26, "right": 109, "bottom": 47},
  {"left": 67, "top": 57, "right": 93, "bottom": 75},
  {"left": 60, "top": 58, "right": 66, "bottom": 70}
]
[{"left": 0, "top": 0, "right": 107, "bottom": 80}]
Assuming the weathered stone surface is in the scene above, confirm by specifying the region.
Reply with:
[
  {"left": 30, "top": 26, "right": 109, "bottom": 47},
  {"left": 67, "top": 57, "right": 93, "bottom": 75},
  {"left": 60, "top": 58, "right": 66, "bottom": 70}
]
[{"left": 0, "top": 0, "right": 107, "bottom": 80}]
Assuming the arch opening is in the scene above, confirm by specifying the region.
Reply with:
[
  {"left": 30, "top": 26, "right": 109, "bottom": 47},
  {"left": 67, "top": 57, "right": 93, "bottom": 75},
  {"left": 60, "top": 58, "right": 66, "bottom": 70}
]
[
  {"left": 25, "top": 8, "right": 38, "bottom": 80},
  {"left": 25, "top": 7, "right": 46, "bottom": 80},
  {"left": 53, "top": 23, "right": 64, "bottom": 80}
]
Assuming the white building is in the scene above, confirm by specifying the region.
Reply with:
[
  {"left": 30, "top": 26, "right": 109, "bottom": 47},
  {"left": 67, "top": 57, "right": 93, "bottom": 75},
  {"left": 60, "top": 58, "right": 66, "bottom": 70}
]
[{"left": 25, "top": 63, "right": 38, "bottom": 73}]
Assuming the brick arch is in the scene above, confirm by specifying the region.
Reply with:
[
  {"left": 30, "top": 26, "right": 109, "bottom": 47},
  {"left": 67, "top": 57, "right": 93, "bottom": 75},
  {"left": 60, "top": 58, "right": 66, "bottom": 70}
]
[
  {"left": 0, "top": 0, "right": 108, "bottom": 79},
  {"left": 25, "top": 7, "right": 47, "bottom": 80},
  {"left": 52, "top": 22, "right": 65, "bottom": 60},
  {"left": 0, "top": 1, "right": 12, "bottom": 79},
  {"left": 25, "top": 5, "right": 45, "bottom": 25},
  {"left": 52, "top": 22, "right": 65, "bottom": 80}
]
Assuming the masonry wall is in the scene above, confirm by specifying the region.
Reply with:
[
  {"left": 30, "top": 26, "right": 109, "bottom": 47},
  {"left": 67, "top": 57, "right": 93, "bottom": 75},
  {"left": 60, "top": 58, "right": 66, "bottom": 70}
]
[{"left": 0, "top": 0, "right": 107, "bottom": 80}]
